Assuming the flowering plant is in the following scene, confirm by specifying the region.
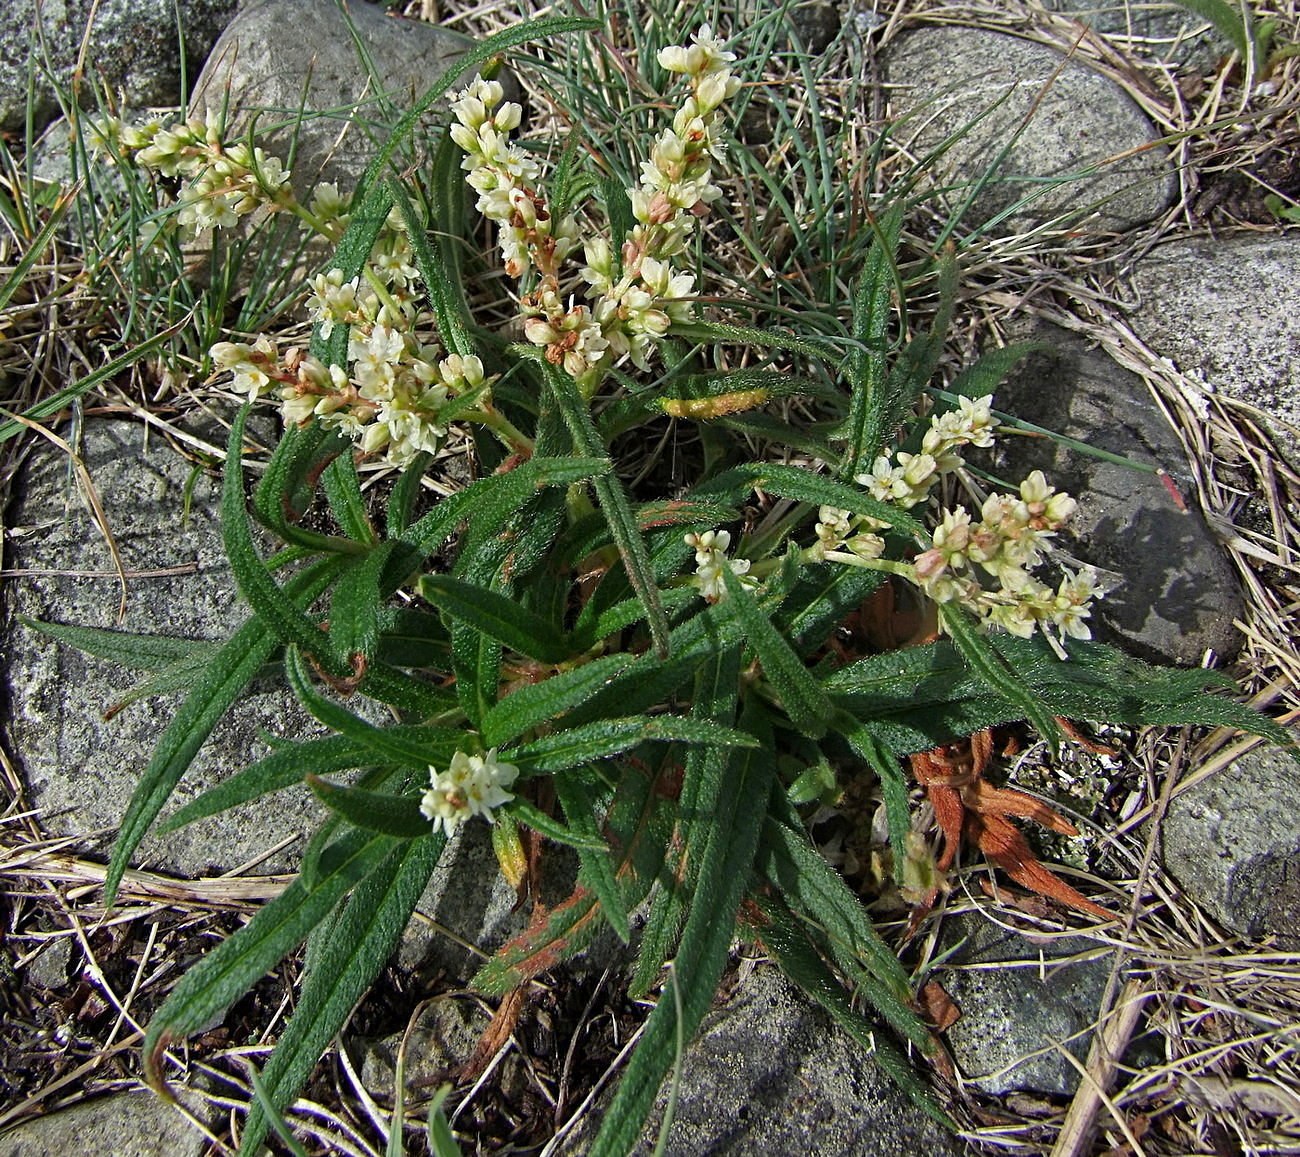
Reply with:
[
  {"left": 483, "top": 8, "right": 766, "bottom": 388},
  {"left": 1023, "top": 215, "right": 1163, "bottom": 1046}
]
[{"left": 42, "top": 16, "right": 1293, "bottom": 1155}]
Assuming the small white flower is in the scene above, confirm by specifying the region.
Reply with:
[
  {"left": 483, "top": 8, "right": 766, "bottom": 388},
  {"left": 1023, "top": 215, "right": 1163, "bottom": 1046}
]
[{"left": 420, "top": 749, "right": 519, "bottom": 837}]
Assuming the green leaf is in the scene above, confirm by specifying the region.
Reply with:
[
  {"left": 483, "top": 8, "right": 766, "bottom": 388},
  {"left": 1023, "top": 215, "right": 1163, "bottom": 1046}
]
[
  {"left": 473, "top": 759, "right": 673, "bottom": 994},
  {"left": 758, "top": 795, "right": 914, "bottom": 1008},
  {"left": 479, "top": 653, "right": 633, "bottom": 749},
  {"left": 105, "top": 558, "right": 342, "bottom": 903},
  {"left": 236, "top": 835, "right": 444, "bottom": 1156},
  {"left": 540, "top": 360, "right": 670, "bottom": 656},
  {"left": 308, "top": 775, "right": 428, "bottom": 838},
  {"left": 223, "top": 407, "right": 336, "bottom": 661},
  {"left": 399, "top": 456, "right": 610, "bottom": 560},
  {"left": 144, "top": 828, "right": 398, "bottom": 1089},
  {"left": 419, "top": 573, "right": 570, "bottom": 664},
  {"left": 1171, "top": 0, "right": 1256, "bottom": 58},
  {"left": 554, "top": 771, "right": 630, "bottom": 942},
  {"left": 838, "top": 716, "right": 914, "bottom": 882},
  {"left": 670, "top": 320, "right": 838, "bottom": 364},
  {"left": 374, "top": 607, "right": 450, "bottom": 668},
  {"left": 330, "top": 541, "right": 403, "bottom": 669},
  {"left": 159, "top": 735, "right": 385, "bottom": 831},
  {"left": 843, "top": 202, "right": 902, "bottom": 476},
  {"left": 385, "top": 452, "right": 433, "bottom": 539},
  {"left": 939, "top": 603, "right": 1063, "bottom": 752},
  {"left": 946, "top": 341, "right": 1039, "bottom": 401},
  {"left": 20, "top": 616, "right": 218, "bottom": 671},
  {"left": 390, "top": 174, "right": 475, "bottom": 359},
  {"left": 321, "top": 450, "right": 376, "bottom": 546},
  {"left": 695, "top": 462, "right": 922, "bottom": 535},
  {"left": 721, "top": 566, "right": 833, "bottom": 739},
  {"left": 747, "top": 892, "right": 952, "bottom": 1129},
  {"left": 284, "top": 646, "right": 464, "bottom": 771},
  {"left": 507, "top": 797, "right": 611, "bottom": 852},
  {"left": 630, "top": 647, "right": 742, "bottom": 999},
  {"left": 252, "top": 419, "right": 348, "bottom": 540},
  {"left": 509, "top": 714, "right": 757, "bottom": 773},
  {"left": 589, "top": 706, "right": 775, "bottom": 1157}
]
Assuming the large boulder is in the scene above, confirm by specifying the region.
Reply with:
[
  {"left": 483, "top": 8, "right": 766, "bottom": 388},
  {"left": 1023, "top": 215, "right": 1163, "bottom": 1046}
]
[
  {"left": 0, "top": 0, "right": 236, "bottom": 137},
  {"left": 882, "top": 26, "right": 1175, "bottom": 234}
]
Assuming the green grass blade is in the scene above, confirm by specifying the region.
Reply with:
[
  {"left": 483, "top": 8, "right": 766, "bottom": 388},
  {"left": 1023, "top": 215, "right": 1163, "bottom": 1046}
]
[{"left": 236, "top": 834, "right": 444, "bottom": 1155}]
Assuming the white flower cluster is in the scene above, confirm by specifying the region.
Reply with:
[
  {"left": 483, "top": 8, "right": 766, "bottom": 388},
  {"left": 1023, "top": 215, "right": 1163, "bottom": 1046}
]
[
  {"left": 449, "top": 25, "right": 741, "bottom": 388},
  {"left": 420, "top": 749, "right": 519, "bottom": 837},
  {"left": 912, "top": 471, "right": 1102, "bottom": 651},
  {"left": 212, "top": 217, "right": 493, "bottom": 467},
  {"left": 812, "top": 505, "right": 887, "bottom": 563},
  {"left": 816, "top": 393, "right": 1105, "bottom": 653},
  {"left": 89, "top": 111, "right": 352, "bottom": 240},
  {"left": 858, "top": 394, "right": 1000, "bottom": 509},
  {"left": 685, "top": 528, "right": 755, "bottom": 603}
]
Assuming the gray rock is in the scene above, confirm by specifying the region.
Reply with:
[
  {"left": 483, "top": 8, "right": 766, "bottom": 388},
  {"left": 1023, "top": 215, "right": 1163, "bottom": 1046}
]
[
  {"left": 2, "top": 419, "right": 326, "bottom": 876},
  {"left": 0, "top": 1091, "right": 206, "bottom": 1157},
  {"left": 189, "top": 0, "right": 478, "bottom": 204},
  {"left": 1163, "top": 733, "right": 1300, "bottom": 941},
  {"left": 938, "top": 913, "right": 1114, "bottom": 1096},
  {"left": 401, "top": 821, "right": 616, "bottom": 986},
  {"left": 24, "top": 936, "right": 73, "bottom": 990},
  {"left": 1039, "top": 1, "right": 1221, "bottom": 67},
  {"left": 359, "top": 996, "right": 489, "bottom": 1099},
  {"left": 883, "top": 26, "right": 1175, "bottom": 233},
  {"left": 0, "top": 0, "right": 237, "bottom": 137},
  {"left": 564, "top": 965, "right": 959, "bottom": 1155},
  {"left": 1127, "top": 235, "right": 1300, "bottom": 468},
  {"left": 990, "top": 322, "right": 1242, "bottom": 665}
]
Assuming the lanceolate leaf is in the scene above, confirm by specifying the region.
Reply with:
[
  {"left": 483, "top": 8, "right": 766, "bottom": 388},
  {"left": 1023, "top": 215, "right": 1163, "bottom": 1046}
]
[
  {"left": 589, "top": 706, "right": 775, "bottom": 1157},
  {"left": 554, "top": 770, "right": 631, "bottom": 943},
  {"left": 843, "top": 202, "right": 902, "bottom": 476},
  {"left": 105, "top": 557, "right": 342, "bottom": 903},
  {"left": 746, "top": 892, "right": 952, "bottom": 1129},
  {"left": 143, "top": 828, "right": 399, "bottom": 1089},
  {"left": 479, "top": 653, "right": 633, "bottom": 749},
  {"left": 20, "top": 617, "right": 218, "bottom": 671},
  {"left": 321, "top": 450, "right": 375, "bottom": 546},
  {"left": 252, "top": 417, "right": 349, "bottom": 538},
  {"left": 509, "top": 714, "right": 757, "bottom": 773},
  {"left": 419, "top": 573, "right": 570, "bottom": 664},
  {"left": 284, "top": 646, "right": 463, "bottom": 771},
  {"left": 398, "top": 456, "right": 610, "bottom": 561},
  {"left": 223, "top": 408, "right": 337, "bottom": 662},
  {"left": 159, "top": 735, "right": 387, "bottom": 831},
  {"left": 308, "top": 775, "right": 428, "bottom": 838},
  {"left": 541, "top": 360, "right": 670, "bottom": 657},
  {"left": 630, "top": 646, "right": 742, "bottom": 1000},
  {"left": 234, "top": 835, "right": 445, "bottom": 1156},
  {"left": 696, "top": 461, "right": 922, "bottom": 535},
  {"left": 330, "top": 540, "right": 403, "bottom": 668},
  {"left": 722, "top": 566, "right": 833, "bottom": 739}
]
